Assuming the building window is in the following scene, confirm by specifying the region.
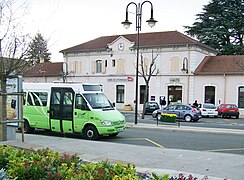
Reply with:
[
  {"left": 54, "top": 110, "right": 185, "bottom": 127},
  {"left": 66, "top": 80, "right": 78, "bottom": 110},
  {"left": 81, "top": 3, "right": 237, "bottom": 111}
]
[
  {"left": 117, "top": 59, "right": 124, "bottom": 74},
  {"left": 204, "top": 86, "right": 215, "bottom": 104},
  {"left": 170, "top": 57, "right": 180, "bottom": 72},
  {"left": 74, "top": 61, "right": 82, "bottom": 74},
  {"left": 96, "top": 60, "right": 102, "bottom": 73},
  {"left": 116, "top": 85, "right": 124, "bottom": 103},
  {"left": 142, "top": 58, "right": 149, "bottom": 74},
  {"left": 238, "top": 86, "right": 244, "bottom": 108},
  {"left": 112, "top": 59, "right": 116, "bottom": 67},
  {"left": 105, "top": 60, "right": 107, "bottom": 67}
]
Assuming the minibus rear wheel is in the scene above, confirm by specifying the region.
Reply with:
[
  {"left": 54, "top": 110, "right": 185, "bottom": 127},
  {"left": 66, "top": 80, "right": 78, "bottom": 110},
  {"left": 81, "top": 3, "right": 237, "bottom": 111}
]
[
  {"left": 83, "top": 125, "right": 99, "bottom": 140},
  {"left": 24, "top": 120, "right": 35, "bottom": 133}
]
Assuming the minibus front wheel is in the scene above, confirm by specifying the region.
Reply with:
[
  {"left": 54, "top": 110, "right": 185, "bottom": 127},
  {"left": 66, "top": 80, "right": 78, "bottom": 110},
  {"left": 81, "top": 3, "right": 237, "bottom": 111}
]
[
  {"left": 109, "top": 133, "right": 119, "bottom": 137},
  {"left": 83, "top": 125, "right": 99, "bottom": 140}
]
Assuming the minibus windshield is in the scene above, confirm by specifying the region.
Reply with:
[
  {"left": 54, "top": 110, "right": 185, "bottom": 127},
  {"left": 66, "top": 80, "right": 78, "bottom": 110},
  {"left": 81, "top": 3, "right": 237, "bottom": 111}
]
[{"left": 83, "top": 93, "right": 114, "bottom": 110}]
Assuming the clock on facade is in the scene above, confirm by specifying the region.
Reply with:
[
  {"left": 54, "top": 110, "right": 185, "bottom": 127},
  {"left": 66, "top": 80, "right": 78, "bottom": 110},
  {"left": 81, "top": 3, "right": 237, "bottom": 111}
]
[{"left": 118, "top": 43, "right": 124, "bottom": 51}]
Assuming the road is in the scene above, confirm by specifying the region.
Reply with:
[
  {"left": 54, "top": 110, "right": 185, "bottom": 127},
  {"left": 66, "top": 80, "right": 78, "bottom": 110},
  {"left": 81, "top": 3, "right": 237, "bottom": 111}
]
[
  {"left": 123, "top": 112, "right": 244, "bottom": 130},
  {"left": 99, "top": 127, "right": 244, "bottom": 155},
  {"left": 24, "top": 113, "right": 244, "bottom": 155},
  {"left": 98, "top": 112, "right": 244, "bottom": 155}
]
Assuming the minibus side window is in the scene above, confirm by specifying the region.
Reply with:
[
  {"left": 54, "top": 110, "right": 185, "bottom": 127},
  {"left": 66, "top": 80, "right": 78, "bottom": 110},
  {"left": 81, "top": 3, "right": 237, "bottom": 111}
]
[
  {"left": 64, "top": 92, "right": 73, "bottom": 105},
  {"left": 52, "top": 92, "right": 61, "bottom": 105},
  {"left": 27, "top": 92, "right": 48, "bottom": 106},
  {"left": 75, "top": 94, "right": 89, "bottom": 110}
]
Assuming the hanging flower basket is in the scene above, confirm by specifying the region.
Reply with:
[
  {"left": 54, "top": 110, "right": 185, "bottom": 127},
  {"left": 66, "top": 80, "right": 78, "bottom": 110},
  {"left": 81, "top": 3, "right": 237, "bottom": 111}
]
[{"left": 160, "top": 113, "right": 177, "bottom": 123}]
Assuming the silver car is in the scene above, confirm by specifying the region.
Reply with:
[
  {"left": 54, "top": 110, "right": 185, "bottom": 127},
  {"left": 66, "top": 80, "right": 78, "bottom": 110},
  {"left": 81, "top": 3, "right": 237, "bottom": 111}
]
[{"left": 152, "top": 104, "right": 202, "bottom": 122}]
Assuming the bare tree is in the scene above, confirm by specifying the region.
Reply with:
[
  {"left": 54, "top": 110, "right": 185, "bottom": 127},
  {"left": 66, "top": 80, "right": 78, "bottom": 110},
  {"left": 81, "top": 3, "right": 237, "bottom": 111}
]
[
  {"left": 139, "top": 49, "right": 159, "bottom": 119},
  {"left": 0, "top": 0, "right": 36, "bottom": 141}
]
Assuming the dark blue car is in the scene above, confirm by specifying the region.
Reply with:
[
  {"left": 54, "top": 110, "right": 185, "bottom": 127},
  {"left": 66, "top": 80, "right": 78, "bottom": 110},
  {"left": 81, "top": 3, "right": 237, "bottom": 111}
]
[{"left": 145, "top": 102, "right": 160, "bottom": 114}]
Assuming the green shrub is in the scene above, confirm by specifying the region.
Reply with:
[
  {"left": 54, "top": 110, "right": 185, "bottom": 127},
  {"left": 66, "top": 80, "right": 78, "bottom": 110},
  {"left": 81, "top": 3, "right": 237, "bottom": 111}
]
[
  {"left": 0, "top": 145, "right": 199, "bottom": 180},
  {"left": 0, "top": 145, "right": 140, "bottom": 180}
]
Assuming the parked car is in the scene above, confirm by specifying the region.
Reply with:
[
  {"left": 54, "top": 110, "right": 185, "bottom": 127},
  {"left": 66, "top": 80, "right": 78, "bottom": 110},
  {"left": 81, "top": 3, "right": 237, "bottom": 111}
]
[
  {"left": 152, "top": 104, "right": 202, "bottom": 122},
  {"left": 217, "top": 104, "right": 239, "bottom": 119},
  {"left": 145, "top": 102, "right": 160, "bottom": 114},
  {"left": 199, "top": 103, "right": 218, "bottom": 117}
]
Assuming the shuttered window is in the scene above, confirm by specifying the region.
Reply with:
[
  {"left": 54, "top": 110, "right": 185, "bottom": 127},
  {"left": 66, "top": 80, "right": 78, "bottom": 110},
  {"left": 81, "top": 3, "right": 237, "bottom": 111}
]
[
  {"left": 143, "top": 58, "right": 149, "bottom": 74},
  {"left": 170, "top": 57, "right": 180, "bottom": 72},
  {"left": 91, "top": 62, "right": 95, "bottom": 74},
  {"left": 117, "top": 59, "right": 124, "bottom": 74},
  {"left": 75, "top": 61, "right": 82, "bottom": 74},
  {"left": 102, "top": 60, "right": 106, "bottom": 74}
]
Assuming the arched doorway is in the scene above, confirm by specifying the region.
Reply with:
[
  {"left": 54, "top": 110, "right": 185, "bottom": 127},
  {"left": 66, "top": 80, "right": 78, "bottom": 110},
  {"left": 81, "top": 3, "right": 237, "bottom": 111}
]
[
  {"left": 168, "top": 86, "right": 182, "bottom": 105},
  {"left": 238, "top": 86, "right": 244, "bottom": 108},
  {"left": 204, "top": 86, "right": 215, "bottom": 104}
]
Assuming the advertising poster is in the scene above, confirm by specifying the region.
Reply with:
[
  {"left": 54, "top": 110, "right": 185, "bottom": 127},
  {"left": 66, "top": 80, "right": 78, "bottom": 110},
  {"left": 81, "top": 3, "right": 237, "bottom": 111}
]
[{"left": 6, "top": 77, "right": 22, "bottom": 126}]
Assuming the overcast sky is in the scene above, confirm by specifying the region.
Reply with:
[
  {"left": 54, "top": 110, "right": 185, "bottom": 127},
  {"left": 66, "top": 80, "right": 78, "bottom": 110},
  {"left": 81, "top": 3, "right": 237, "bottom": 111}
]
[{"left": 21, "top": 0, "right": 210, "bottom": 61}]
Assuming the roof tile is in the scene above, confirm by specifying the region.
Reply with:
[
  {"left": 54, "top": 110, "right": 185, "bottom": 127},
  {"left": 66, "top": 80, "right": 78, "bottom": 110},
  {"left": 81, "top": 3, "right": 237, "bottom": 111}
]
[
  {"left": 195, "top": 55, "right": 244, "bottom": 74},
  {"left": 23, "top": 62, "right": 63, "bottom": 77},
  {"left": 60, "top": 31, "right": 215, "bottom": 53}
]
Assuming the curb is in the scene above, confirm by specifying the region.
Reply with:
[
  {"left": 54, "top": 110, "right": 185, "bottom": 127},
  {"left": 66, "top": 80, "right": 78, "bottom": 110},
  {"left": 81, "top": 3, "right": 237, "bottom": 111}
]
[{"left": 126, "top": 122, "right": 244, "bottom": 135}]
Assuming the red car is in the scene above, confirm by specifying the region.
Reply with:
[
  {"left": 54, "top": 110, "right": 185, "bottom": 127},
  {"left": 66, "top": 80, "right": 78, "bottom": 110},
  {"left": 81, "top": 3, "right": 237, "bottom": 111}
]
[{"left": 217, "top": 104, "right": 239, "bottom": 119}]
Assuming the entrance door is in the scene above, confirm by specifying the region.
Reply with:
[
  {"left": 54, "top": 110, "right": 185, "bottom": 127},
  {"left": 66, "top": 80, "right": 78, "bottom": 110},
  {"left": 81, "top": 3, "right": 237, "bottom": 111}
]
[
  {"left": 168, "top": 86, "right": 182, "bottom": 104},
  {"left": 50, "top": 87, "right": 74, "bottom": 133},
  {"left": 204, "top": 86, "right": 215, "bottom": 104}
]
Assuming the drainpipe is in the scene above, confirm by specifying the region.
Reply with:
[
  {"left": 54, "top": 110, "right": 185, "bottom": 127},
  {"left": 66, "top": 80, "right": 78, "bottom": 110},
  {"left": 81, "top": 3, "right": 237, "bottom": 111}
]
[
  {"left": 223, "top": 73, "right": 226, "bottom": 103},
  {"left": 187, "top": 45, "right": 190, "bottom": 104}
]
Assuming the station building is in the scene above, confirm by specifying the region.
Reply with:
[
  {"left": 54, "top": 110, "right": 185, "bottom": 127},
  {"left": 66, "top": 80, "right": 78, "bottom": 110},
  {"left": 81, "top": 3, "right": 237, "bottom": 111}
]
[{"left": 23, "top": 31, "right": 244, "bottom": 115}]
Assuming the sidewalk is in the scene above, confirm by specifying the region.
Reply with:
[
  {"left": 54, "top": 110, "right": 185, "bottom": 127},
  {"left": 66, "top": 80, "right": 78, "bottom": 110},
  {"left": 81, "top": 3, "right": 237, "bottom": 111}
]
[{"left": 1, "top": 125, "right": 244, "bottom": 179}]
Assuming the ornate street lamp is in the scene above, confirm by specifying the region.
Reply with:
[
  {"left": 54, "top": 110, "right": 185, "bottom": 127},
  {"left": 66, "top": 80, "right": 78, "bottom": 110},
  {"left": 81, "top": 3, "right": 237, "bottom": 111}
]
[{"left": 122, "top": 1, "right": 157, "bottom": 124}]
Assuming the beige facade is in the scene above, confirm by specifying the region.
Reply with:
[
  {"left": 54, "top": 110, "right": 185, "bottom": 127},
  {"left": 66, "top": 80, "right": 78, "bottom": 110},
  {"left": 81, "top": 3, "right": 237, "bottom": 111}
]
[
  {"left": 24, "top": 32, "right": 244, "bottom": 116},
  {"left": 60, "top": 34, "right": 217, "bottom": 111},
  {"left": 194, "top": 75, "right": 244, "bottom": 115}
]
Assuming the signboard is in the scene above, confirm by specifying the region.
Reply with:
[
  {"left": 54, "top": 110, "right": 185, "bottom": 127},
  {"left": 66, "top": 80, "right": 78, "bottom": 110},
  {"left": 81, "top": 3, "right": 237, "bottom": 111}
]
[
  {"left": 6, "top": 76, "right": 22, "bottom": 126},
  {"left": 170, "top": 78, "right": 180, "bottom": 83},
  {"left": 150, "top": 96, "right": 155, "bottom": 101},
  {"left": 107, "top": 76, "right": 134, "bottom": 82}
]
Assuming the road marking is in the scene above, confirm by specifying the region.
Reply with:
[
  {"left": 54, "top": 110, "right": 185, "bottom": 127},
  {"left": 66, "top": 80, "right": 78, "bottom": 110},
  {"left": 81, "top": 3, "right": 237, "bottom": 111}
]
[
  {"left": 145, "top": 138, "right": 164, "bottom": 148},
  {"left": 205, "top": 147, "right": 244, "bottom": 152},
  {"left": 114, "top": 138, "right": 146, "bottom": 141},
  {"left": 109, "top": 138, "right": 164, "bottom": 148}
]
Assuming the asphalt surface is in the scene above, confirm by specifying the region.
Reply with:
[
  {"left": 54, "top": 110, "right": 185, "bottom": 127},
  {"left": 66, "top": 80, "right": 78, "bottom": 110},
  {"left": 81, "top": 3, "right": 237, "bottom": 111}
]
[{"left": 1, "top": 122, "right": 244, "bottom": 179}]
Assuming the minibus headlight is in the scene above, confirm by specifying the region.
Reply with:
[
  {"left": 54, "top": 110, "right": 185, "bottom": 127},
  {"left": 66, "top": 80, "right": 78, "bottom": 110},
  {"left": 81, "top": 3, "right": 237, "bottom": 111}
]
[{"left": 101, "top": 120, "right": 112, "bottom": 126}]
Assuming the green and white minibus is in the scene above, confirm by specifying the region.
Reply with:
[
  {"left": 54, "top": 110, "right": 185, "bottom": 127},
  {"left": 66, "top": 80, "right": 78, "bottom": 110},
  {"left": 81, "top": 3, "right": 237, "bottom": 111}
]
[{"left": 23, "top": 83, "right": 126, "bottom": 139}]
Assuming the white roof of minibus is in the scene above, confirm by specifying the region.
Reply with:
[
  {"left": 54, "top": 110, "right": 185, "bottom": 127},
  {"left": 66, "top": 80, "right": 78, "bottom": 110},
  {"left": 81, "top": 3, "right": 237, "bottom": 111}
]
[{"left": 23, "top": 82, "right": 102, "bottom": 93}]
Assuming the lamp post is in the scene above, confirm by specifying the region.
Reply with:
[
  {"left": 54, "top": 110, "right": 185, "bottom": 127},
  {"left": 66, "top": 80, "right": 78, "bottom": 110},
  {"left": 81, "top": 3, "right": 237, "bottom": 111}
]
[{"left": 122, "top": 1, "right": 157, "bottom": 124}]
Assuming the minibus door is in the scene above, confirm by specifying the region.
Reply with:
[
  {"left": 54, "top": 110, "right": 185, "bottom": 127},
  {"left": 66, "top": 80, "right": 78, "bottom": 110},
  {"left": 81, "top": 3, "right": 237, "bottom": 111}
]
[
  {"left": 74, "top": 94, "right": 90, "bottom": 132},
  {"left": 50, "top": 87, "right": 74, "bottom": 133}
]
